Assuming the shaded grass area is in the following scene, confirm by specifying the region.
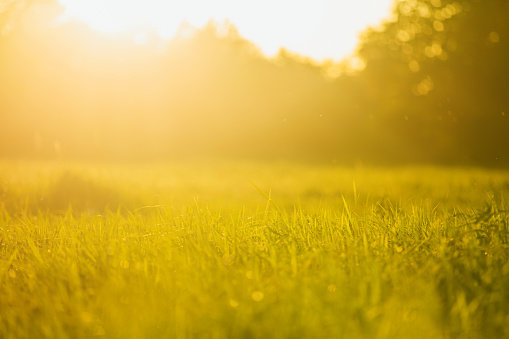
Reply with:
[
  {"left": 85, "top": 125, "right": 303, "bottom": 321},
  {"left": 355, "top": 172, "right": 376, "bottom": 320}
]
[{"left": 1, "top": 161, "right": 509, "bottom": 338}]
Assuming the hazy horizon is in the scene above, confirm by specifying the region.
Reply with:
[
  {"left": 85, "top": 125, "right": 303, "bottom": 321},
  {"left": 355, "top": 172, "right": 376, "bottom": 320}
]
[{"left": 56, "top": 0, "right": 395, "bottom": 62}]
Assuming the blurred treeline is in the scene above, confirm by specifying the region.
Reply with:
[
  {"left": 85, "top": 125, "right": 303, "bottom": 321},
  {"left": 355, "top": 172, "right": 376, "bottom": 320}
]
[{"left": 0, "top": 0, "right": 508, "bottom": 165}]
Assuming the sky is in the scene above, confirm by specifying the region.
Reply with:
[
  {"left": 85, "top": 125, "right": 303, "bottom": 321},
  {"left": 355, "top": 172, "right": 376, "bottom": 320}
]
[{"left": 57, "top": 0, "right": 395, "bottom": 61}]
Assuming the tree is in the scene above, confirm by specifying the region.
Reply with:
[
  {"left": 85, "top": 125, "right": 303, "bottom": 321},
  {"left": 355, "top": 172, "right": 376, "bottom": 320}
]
[{"left": 354, "top": 0, "right": 509, "bottom": 164}]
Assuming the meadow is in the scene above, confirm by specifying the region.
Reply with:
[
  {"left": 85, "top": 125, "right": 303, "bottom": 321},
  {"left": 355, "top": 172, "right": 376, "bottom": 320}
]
[{"left": 1, "top": 160, "right": 509, "bottom": 338}]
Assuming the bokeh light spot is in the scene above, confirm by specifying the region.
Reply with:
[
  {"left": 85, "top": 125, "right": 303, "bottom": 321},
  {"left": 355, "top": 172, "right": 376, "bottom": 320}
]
[
  {"left": 251, "top": 291, "right": 264, "bottom": 301},
  {"left": 489, "top": 31, "right": 500, "bottom": 43}
]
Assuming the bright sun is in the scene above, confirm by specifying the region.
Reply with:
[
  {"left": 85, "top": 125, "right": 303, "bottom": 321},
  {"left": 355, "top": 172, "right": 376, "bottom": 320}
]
[{"left": 57, "top": 0, "right": 394, "bottom": 61}]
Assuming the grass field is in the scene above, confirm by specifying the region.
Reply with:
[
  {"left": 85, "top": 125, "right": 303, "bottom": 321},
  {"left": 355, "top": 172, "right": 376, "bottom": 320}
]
[{"left": 1, "top": 160, "right": 509, "bottom": 338}]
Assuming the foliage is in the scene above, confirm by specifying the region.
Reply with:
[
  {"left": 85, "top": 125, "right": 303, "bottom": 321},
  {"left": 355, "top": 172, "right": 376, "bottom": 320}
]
[
  {"left": 0, "top": 1, "right": 508, "bottom": 165},
  {"left": 356, "top": 0, "right": 509, "bottom": 165}
]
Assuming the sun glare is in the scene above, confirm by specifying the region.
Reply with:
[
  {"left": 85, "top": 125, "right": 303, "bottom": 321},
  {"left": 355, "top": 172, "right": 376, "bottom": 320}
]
[{"left": 58, "top": 0, "right": 394, "bottom": 61}]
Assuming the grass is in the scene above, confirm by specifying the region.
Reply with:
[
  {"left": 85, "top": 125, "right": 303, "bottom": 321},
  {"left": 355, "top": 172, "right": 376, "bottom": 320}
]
[{"left": 1, "top": 160, "right": 509, "bottom": 338}]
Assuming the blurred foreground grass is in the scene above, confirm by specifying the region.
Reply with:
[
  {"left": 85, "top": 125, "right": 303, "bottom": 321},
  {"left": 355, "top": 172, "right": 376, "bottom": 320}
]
[{"left": 1, "top": 160, "right": 509, "bottom": 338}]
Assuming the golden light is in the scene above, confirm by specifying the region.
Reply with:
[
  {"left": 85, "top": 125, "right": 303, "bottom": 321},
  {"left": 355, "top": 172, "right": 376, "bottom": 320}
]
[{"left": 57, "top": 0, "right": 394, "bottom": 61}]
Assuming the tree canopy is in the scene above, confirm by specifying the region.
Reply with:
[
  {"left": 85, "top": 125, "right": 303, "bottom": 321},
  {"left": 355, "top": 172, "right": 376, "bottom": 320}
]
[{"left": 0, "top": 0, "right": 507, "bottom": 165}]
